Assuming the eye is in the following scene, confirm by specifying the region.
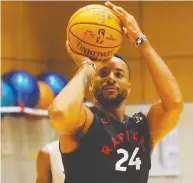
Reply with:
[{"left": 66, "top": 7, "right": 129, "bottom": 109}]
[
  {"left": 115, "top": 72, "right": 124, "bottom": 78},
  {"left": 99, "top": 70, "right": 109, "bottom": 78}
]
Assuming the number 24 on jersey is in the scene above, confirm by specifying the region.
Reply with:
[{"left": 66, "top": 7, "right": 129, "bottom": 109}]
[{"left": 115, "top": 147, "right": 141, "bottom": 171}]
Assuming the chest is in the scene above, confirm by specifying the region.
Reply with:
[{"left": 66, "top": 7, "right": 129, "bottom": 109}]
[{"left": 93, "top": 118, "right": 150, "bottom": 173}]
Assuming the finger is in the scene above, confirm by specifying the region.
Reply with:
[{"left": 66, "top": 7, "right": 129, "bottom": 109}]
[
  {"left": 66, "top": 40, "right": 79, "bottom": 56},
  {"left": 105, "top": 1, "right": 129, "bottom": 17},
  {"left": 66, "top": 40, "right": 73, "bottom": 55},
  {"left": 113, "top": 6, "right": 128, "bottom": 17},
  {"left": 111, "top": 6, "right": 128, "bottom": 25},
  {"left": 105, "top": 1, "right": 114, "bottom": 9},
  {"left": 122, "top": 27, "right": 128, "bottom": 37},
  {"left": 66, "top": 40, "right": 71, "bottom": 50}
]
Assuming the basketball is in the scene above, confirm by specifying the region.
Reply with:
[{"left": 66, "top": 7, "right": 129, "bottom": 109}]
[{"left": 67, "top": 4, "right": 123, "bottom": 60}]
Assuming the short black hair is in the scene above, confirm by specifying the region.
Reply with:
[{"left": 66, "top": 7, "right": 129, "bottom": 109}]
[{"left": 114, "top": 54, "right": 131, "bottom": 80}]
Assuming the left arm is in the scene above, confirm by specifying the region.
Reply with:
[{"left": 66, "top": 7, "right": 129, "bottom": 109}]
[
  {"left": 105, "top": 2, "right": 183, "bottom": 149},
  {"left": 138, "top": 41, "right": 183, "bottom": 148}
]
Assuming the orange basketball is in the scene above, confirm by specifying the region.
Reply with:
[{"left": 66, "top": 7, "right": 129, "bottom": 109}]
[
  {"left": 37, "top": 81, "right": 55, "bottom": 110},
  {"left": 67, "top": 4, "right": 123, "bottom": 60}
]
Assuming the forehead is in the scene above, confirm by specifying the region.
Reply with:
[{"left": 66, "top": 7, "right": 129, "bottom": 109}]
[{"left": 98, "top": 56, "right": 128, "bottom": 71}]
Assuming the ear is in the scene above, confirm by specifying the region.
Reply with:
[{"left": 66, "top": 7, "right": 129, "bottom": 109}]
[
  {"left": 89, "top": 82, "right": 93, "bottom": 92},
  {"left": 127, "top": 82, "right": 131, "bottom": 95}
]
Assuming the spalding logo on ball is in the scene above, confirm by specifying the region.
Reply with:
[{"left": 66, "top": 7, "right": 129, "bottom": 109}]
[{"left": 67, "top": 4, "right": 123, "bottom": 60}]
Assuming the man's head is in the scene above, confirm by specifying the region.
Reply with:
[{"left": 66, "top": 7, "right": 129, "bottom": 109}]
[{"left": 91, "top": 54, "right": 131, "bottom": 108}]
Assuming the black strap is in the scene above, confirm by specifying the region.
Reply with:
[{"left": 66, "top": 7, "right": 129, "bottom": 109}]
[
  {"left": 90, "top": 106, "right": 117, "bottom": 138},
  {"left": 102, "top": 119, "right": 117, "bottom": 138},
  {"left": 90, "top": 106, "right": 130, "bottom": 140}
]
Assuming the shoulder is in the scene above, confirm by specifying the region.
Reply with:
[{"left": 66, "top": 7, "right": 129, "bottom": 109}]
[
  {"left": 131, "top": 112, "right": 148, "bottom": 124},
  {"left": 88, "top": 106, "right": 102, "bottom": 118}
]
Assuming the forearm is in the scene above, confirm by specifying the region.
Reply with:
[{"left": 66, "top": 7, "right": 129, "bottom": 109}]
[
  {"left": 138, "top": 40, "right": 183, "bottom": 109},
  {"left": 48, "top": 64, "right": 95, "bottom": 132}
]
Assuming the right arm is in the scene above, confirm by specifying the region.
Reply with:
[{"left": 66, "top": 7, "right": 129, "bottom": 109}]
[{"left": 48, "top": 42, "right": 95, "bottom": 153}]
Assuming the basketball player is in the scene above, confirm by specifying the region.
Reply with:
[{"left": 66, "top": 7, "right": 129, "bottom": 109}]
[
  {"left": 36, "top": 140, "right": 65, "bottom": 183},
  {"left": 48, "top": 2, "right": 183, "bottom": 183}
]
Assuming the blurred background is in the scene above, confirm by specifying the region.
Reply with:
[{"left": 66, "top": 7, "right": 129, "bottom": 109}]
[{"left": 1, "top": 1, "right": 193, "bottom": 183}]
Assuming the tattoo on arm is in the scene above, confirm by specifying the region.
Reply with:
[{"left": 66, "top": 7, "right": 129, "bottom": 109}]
[{"left": 84, "top": 72, "right": 92, "bottom": 88}]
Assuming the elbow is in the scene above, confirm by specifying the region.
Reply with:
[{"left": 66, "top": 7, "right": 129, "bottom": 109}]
[
  {"left": 48, "top": 104, "right": 64, "bottom": 120},
  {"left": 48, "top": 103, "right": 66, "bottom": 123},
  {"left": 48, "top": 105, "right": 66, "bottom": 134},
  {"left": 164, "top": 95, "right": 184, "bottom": 113},
  {"left": 172, "top": 96, "right": 184, "bottom": 113}
]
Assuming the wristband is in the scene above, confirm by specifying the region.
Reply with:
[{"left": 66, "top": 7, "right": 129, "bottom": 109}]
[
  {"left": 81, "top": 60, "right": 97, "bottom": 71},
  {"left": 135, "top": 35, "right": 147, "bottom": 47}
]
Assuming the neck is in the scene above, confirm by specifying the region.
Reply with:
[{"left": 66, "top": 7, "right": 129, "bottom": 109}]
[{"left": 95, "top": 101, "right": 126, "bottom": 122}]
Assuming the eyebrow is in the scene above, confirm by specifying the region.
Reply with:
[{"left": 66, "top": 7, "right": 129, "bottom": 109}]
[
  {"left": 116, "top": 68, "right": 125, "bottom": 73},
  {"left": 98, "top": 67, "right": 108, "bottom": 72},
  {"left": 98, "top": 67, "right": 125, "bottom": 72}
]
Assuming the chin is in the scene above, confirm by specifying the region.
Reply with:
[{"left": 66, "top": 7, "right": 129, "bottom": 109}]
[
  {"left": 103, "top": 91, "right": 118, "bottom": 99},
  {"left": 94, "top": 91, "right": 126, "bottom": 107},
  {"left": 98, "top": 95, "right": 124, "bottom": 107},
  {"left": 106, "top": 95, "right": 117, "bottom": 99}
]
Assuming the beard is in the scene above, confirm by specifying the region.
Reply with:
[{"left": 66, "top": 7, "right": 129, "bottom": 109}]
[{"left": 94, "top": 90, "right": 127, "bottom": 108}]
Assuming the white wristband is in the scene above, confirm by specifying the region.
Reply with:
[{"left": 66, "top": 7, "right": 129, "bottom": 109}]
[
  {"left": 135, "top": 35, "right": 147, "bottom": 47},
  {"left": 81, "top": 60, "right": 97, "bottom": 71}
]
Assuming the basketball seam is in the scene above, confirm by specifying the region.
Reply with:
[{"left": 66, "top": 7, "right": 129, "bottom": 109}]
[
  {"left": 67, "top": 7, "right": 120, "bottom": 29},
  {"left": 70, "top": 22, "right": 123, "bottom": 35},
  {"left": 67, "top": 8, "right": 123, "bottom": 41},
  {"left": 69, "top": 29, "right": 121, "bottom": 49}
]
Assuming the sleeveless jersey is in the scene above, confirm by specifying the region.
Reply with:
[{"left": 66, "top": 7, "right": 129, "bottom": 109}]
[
  {"left": 61, "top": 106, "right": 151, "bottom": 183},
  {"left": 45, "top": 140, "right": 65, "bottom": 183}
]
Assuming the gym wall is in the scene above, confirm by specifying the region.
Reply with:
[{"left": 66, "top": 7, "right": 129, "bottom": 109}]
[{"left": 2, "top": 1, "right": 193, "bottom": 103}]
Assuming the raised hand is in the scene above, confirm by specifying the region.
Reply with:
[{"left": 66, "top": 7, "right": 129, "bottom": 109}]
[
  {"left": 66, "top": 40, "right": 92, "bottom": 66},
  {"left": 105, "top": 1, "right": 143, "bottom": 45}
]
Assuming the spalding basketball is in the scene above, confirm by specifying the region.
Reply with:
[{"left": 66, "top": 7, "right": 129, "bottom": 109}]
[{"left": 67, "top": 4, "right": 123, "bottom": 60}]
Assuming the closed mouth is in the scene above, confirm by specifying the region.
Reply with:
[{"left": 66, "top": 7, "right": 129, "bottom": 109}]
[{"left": 103, "top": 86, "right": 119, "bottom": 91}]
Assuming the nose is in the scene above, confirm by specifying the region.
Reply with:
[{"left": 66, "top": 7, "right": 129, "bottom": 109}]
[{"left": 106, "top": 73, "right": 116, "bottom": 85}]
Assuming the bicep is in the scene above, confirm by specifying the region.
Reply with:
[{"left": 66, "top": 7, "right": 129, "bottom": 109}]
[
  {"left": 50, "top": 104, "right": 93, "bottom": 134},
  {"left": 60, "top": 104, "right": 94, "bottom": 153},
  {"left": 147, "top": 100, "right": 182, "bottom": 148},
  {"left": 36, "top": 149, "right": 52, "bottom": 183}
]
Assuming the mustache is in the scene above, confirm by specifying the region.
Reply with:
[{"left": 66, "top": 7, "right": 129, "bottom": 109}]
[{"left": 102, "top": 85, "right": 119, "bottom": 91}]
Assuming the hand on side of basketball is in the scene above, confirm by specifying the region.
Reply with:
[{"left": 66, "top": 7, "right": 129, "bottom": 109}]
[
  {"left": 66, "top": 40, "right": 108, "bottom": 70},
  {"left": 66, "top": 40, "right": 92, "bottom": 66},
  {"left": 105, "top": 1, "right": 143, "bottom": 45}
]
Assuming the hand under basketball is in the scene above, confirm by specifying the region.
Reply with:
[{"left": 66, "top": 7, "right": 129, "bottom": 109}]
[
  {"left": 66, "top": 40, "right": 92, "bottom": 66},
  {"left": 105, "top": 1, "right": 143, "bottom": 45},
  {"left": 66, "top": 41, "right": 105, "bottom": 69}
]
